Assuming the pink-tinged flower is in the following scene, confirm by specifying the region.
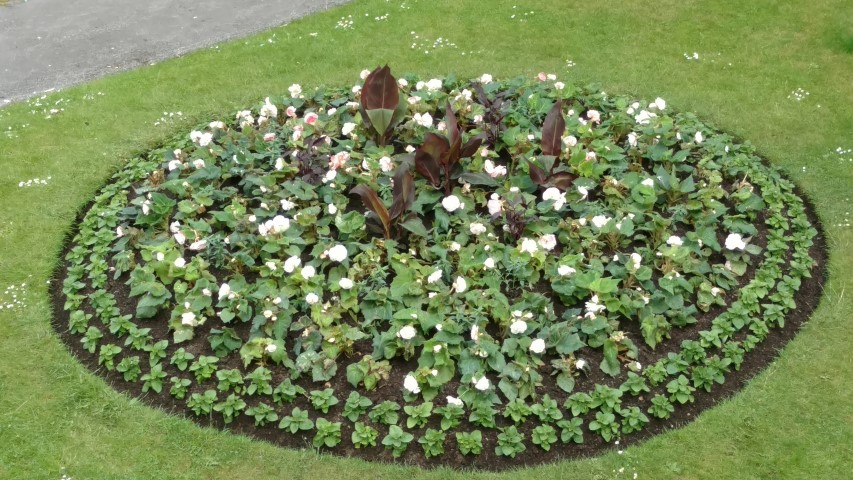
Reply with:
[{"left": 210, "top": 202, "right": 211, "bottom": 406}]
[
  {"left": 263, "top": 132, "right": 276, "bottom": 142},
  {"left": 537, "top": 72, "right": 547, "bottom": 81},
  {"left": 329, "top": 151, "right": 350, "bottom": 170},
  {"left": 285, "top": 106, "right": 297, "bottom": 118},
  {"left": 304, "top": 112, "right": 318, "bottom": 125},
  {"left": 587, "top": 109, "right": 601, "bottom": 124},
  {"left": 538, "top": 234, "right": 557, "bottom": 251},
  {"left": 487, "top": 193, "right": 503, "bottom": 215}
]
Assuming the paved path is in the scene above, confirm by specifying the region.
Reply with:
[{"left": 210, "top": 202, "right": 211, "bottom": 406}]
[{"left": 0, "top": 0, "right": 350, "bottom": 106}]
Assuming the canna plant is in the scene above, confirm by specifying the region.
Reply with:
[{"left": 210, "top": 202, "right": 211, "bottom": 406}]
[
  {"left": 360, "top": 65, "right": 407, "bottom": 147},
  {"left": 414, "top": 101, "right": 485, "bottom": 195},
  {"left": 349, "top": 163, "right": 427, "bottom": 239},
  {"left": 527, "top": 101, "right": 576, "bottom": 190}
]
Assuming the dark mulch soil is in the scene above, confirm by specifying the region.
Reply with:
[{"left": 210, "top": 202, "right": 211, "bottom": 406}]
[{"left": 49, "top": 174, "right": 828, "bottom": 471}]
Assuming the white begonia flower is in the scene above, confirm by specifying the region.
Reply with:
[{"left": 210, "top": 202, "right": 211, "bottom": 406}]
[
  {"left": 265, "top": 343, "right": 277, "bottom": 354},
  {"left": 529, "top": 338, "right": 546, "bottom": 354},
  {"left": 666, "top": 235, "right": 684, "bottom": 247},
  {"left": 554, "top": 81, "right": 565, "bottom": 90},
  {"left": 271, "top": 215, "right": 290, "bottom": 234},
  {"left": 181, "top": 311, "right": 197, "bottom": 326},
  {"left": 510, "top": 319, "right": 528, "bottom": 335},
  {"left": 641, "top": 178, "right": 655, "bottom": 187},
  {"left": 575, "top": 358, "right": 587, "bottom": 370},
  {"left": 300, "top": 265, "right": 316, "bottom": 279},
  {"left": 328, "top": 203, "right": 338, "bottom": 215},
  {"left": 487, "top": 193, "right": 503, "bottom": 215},
  {"left": 288, "top": 83, "right": 302, "bottom": 98},
  {"left": 327, "top": 244, "right": 348, "bottom": 262},
  {"left": 710, "top": 286, "right": 722, "bottom": 297},
  {"left": 398, "top": 78, "right": 408, "bottom": 88},
  {"left": 585, "top": 294, "right": 606, "bottom": 316},
  {"left": 630, "top": 252, "right": 643, "bottom": 270},
  {"left": 469, "top": 222, "right": 487, "bottom": 235},
  {"left": 360, "top": 69, "right": 371, "bottom": 80},
  {"left": 480, "top": 73, "right": 493, "bottom": 84},
  {"left": 592, "top": 215, "right": 611, "bottom": 229},
  {"left": 263, "top": 309, "right": 274, "bottom": 319},
  {"left": 470, "top": 324, "right": 480, "bottom": 342},
  {"left": 260, "top": 97, "right": 278, "bottom": 118},
  {"left": 155, "top": 252, "right": 165, "bottom": 262},
  {"left": 342, "top": 122, "right": 356, "bottom": 136},
  {"left": 483, "top": 257, "right": 496, "bottom": 270},
  {"left": 189, "top": 239, "right": 207, "bottom": 251},
  {"left": 427, "top": 270, "right": 443, "bottom": 284},
  {"left": 542, "top": 187, "right": 566, "bottom": 210},
  {"left": 174, "top": 257, "right": 186, "bottom": 268},
  {"left": 725, "top": 233, "right": 747, "bottom": 250},
  {"left": 218, "top": 283, "right": 231, "bottom": 300},
  {"left": 577, "top": 185, "right": 589, "bottom": 200},
  {"left": 397, "top": 325, "right": 417, "bottom": 341},
  {"left": 563, "top": 135, "right": 578, "bottom": 147},
  {"left": 283, "top": 256, "right": 301, "bottom": 273},
  {"left": 423, "top": 78, "right": 442, "bottom": 92},
  {"left": 628, "top": 132, "right": 638, "bottom": 147},
  {"left": 558, "top": 265, "right": 577, "bottom": 276},
  {"left": 538, "top": 234, "right": 557, "bottom": 251},
  {"left": 653, "top": 97, "right": 667, "bottom": 110},
  {"left": 519, "top": 237, "right": 539, "bottom": 254},
  {"left": 484, "top": 159, "right": 507, "bottom": 177},
  {"left": 279, "top": 199, "right": 296, "bottom": 211},
  {"left": 414, "top": 112, "right": 434, "bottom": 128},
  {"left": 168, "top": 159, "right": 183, "bottom": 171},
  {"left": 695, "top": 131, "right": 704, "bottom": 143},
  {"left": 453, "top": 276, "right": 467, "bottom": 294},
  {"left": 473, "top": 375, "right": 490, "bottom": 391},
  {"left": 379, "top": 156, "right": 394, "bottom": 172},
  {"left": 339, "top": 278, "right": 354, "bottom": 290},
  {"left": 446, "top": 395, "right": 463, "bottom": 407},
  {"left": 433, "top": 344, "right": 443, "bottom": 353},
  {"left": 450, "top": 242, "right": 461, "bottom": 252},
  {"left": 442, "top": 195, "right": 462, "bottom": 212},
  {"left": 305, "top": 292, "right": 320, "bottom": 305},
  {"left": 634, "top": 110, "right": 657, "bottom": 125},
  {"left": 403, "top": 374, "right": 421, "bottom": 394}
]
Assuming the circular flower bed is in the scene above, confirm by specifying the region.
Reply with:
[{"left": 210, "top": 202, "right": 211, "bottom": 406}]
[{"left": 55, "top": 67, "right": 824, "bottom": 469}]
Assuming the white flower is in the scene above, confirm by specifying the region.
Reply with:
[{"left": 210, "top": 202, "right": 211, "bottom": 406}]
[
  {"left": 628, "top": 132, "right": 638, "bottom": 147},
  {"left": 484, "top": 159, "right": 507, "bottom": 177},
  {"left": 592, "top": 215, "right": 611, "bottom": 229},
  {"left": 470, "top": 324, "right": 480, "bottom": 342},
  {"left": 338, "top": 278, "right": 354, "bottom": 290},
  {"left": 652, "top": 97, "right": 667, "bottom": 110},
  {"left": 218, "top": 283, "right": 231, "bottom": 300},
  {"left": 480, "top": 73, "right": 493, "bottom": 83},
  {"left": 397, "top": 325, "right": 417, "bottom": 341},
  {"left": 265, "top": 261, "right": 277, "bottom": 271},
  {"left": 260, "top": 97, "right": 278, "bottom": 118},
  {"left": 263, "top": 309, "right": 274, "bottom": 319},
  {"left": 519, "top": 238, "right": 539, "bottom": 254},
  {"left": 452, "top": 276, "right": 467, "bottom": 293},
  {"left": 630, "top": 252, "right": 642, "bottom": 270},
  {"left": 327, "top": 244, "right": 348, "bottom": 262},
  {"left": 575, "top": 358, "right": 587, "bottom": 370},
  {"left": 327, "top": 203, "right": 338, "bottom": 215},
  {"left": 450, "top": 242, "right": 461, "bottom": 252},
  {"left": 174, "top": 257, "right": 186, "bottom": 268},
  {"left": 167, "top": 159, "right": 183, "bottom": 171},
  {"left": 641, "top": 178, "right": 655, "bottom": 187},
  {"left": 587, "top": 109, "right": 601, "bottom": 124},
  {"left": 360, "top": 69, "right": 371, "bottom": 80},
  {"left": 557, "top": 265, "right": 576, "bottom": 276},
  {"left": 413, "top": 112, "right": 433, "bottom": 128},
  {"left": 666, "top": 235, "right": 684, "bottom": 247},
  {"left": 422, "top": 78, "right": 442, "bottom": 92},
  {"left": 446, "top": 395, "right": 463, "bottom": 407},
  {"left": 155, "top": 252, "right": 165, "bottom": 262},
  {"left": 473, "top": 375, "right": 490, "bottom": 391},
  {"left": 695, "top": 131, "right": 704, "bottom": 144},
  {"left": 288, "top": 83, "right": 302, "bottom": 98},
  {"left": 585, "top": 294, "right": 606, "bottom": 315},
  {"left": 542, "top": 187, "right": 566, "bottom": 210},
  {"left": 189, "top": 239, "right": 207, "bottom": 251},
  {"left": 305, "top": 293, "right": 320, "bottom": 305},
  {"left": 483, "top": 257, "right": 496, "bottom": 270},
  {"left": 634, "top": 110, "right": 657, "bottom": 125},
  {"left": 442, "top": 195, "right": 462, "bottom": 212},
  {"left": 577, "top": 185, "right": 589, "bottom": 200},
  {"left": 554, "top": 81, "right": 565, "bottom": 90},
  {"left": 710, "top": 286, "right": 722, "bottom": 297},
  {"left": 725, "top": 233, "right": 747, "bottom": 250},
  {"left": 283, "top": 256, "right": 301, "bottom": 273},
  {"left": 300, "top": 265, "right": 316, "bottom": 279},
  {"left": 427, "top": 270, "right": 442, "bottom": 284},
  {"left": 181, "top": 311, "right": 197, "bottom": 326},
  {"left": 469, "top": 222, "right": 487, "bottom": 235},
  {"left": 538, "top": 234, "right": 557, "bottom": 251},
  {"left": 510, "top": 319, "right": 528, "bottom": 335},
  {"left": 379, "top": 156, "right": 393, "bottom": 172},
  {"left": 342, "top": 122, "right": 356, "bottom": 136},
  {"left": 265, "top": 343, "right": 277, "bottom": 353},
  {"left": 563, "top": 135, "right": 578, "bottom": 147},
  {"left": 529, "top": 338, "right": 546, "bottom": 354},
  {"left": 487, "top": 193, "right": 503, "bottom": 215},
  {"left": 403, "top": 374, "right": 421, "bottom": 394},
  {"left": 275, "top": 157, "right": 285, "bottom": 170},
  {"left": 398, "top": 78, "right": 408, "bottom": 88}
]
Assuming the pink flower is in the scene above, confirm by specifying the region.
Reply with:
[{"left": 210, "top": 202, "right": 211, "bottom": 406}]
[
  {"left": 304, "top": 112, "right": 318, "bottom": 125},
  {"left": 537, "top": 72, "right": 547, "bottom": 81},
  {"left": 285, "top": 106, "right": 297, "bottom": 118},
  {"left": 263, "top": 132, "right": 276, "bottom": 142},
  {"left": 329, "top": 151, "right": 350, "bottom": 170}
]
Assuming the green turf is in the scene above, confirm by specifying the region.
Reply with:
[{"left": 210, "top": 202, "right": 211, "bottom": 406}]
[{"left": 0, "top": 0, "right": 851, "bottom": 478}]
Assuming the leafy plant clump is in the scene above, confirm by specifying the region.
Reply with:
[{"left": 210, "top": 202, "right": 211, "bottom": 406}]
[{"left": 59, "top": 66, "right": 819, "bottom": 467}]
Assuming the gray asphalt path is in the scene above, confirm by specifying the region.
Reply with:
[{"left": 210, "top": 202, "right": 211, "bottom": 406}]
[{"left": 0, "top": 0, "right": 350, "bottom": 106}]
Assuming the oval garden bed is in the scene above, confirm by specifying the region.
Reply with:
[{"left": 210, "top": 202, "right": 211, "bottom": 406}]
[{"left": 53, "top": 67, "right": 826, "bottom": 470}]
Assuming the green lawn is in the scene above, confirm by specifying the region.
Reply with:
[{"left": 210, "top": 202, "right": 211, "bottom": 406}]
[{"left": 0, "top": 0, "right": 851, "bottom": 478}]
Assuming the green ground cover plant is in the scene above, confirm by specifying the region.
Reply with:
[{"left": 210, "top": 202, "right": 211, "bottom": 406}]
[{"left": 3, "top": 2, "right": 850, "bottom": 478}]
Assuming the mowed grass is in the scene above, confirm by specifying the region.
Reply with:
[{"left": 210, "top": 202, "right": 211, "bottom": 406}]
[{"left": 0, "top": 0, "right": 851, "bottom": 478}]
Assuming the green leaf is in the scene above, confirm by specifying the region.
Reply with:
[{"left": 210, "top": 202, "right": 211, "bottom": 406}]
[{"left": 600, "top": 339, "right": 620, "bottom": 376}]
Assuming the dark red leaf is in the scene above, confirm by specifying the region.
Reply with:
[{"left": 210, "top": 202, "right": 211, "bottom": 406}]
[
  {"left": 460, "top": 133, "right": 487, "bottom": 159},
  {"left": 528, "top": 159, "right": 548, "bottom": 185},
  {"left": 541, "top": 101, "right": 565, "bottom": 157},
  {"left": 549, "top": 172, "right": 577, "bottom": 190},
  {"left": 350, "top": 184, "right": 391, "bottom": 238},
  {"left": 414, "top": 133, "right": 448, "bottom": 186},
  {"left": 389, "top": 165, "right": 415, "bottom": 220},
  {"left": 445, "top": 101, "right": 460, "bottom": 147},
  {"left": 360, "top": 65, "right": 399, "bottom": 111}
]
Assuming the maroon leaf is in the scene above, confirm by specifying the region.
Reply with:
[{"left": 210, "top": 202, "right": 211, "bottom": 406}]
[
  {"left": 361, "top": 65, "right": 399, "bottom": 111},
  {"left": 414, "top": 133, "right": 448, "bottom": 187},
  {"left": 445, "top": 101, "right": 461, "bottom": 147},
  {"left": 541, "top": 101, "right": 565, "bottom": 157},
  {"left": 350, "top": 184, "right": 391, "bottom": 238},
  {"left": 388, "top": 165, "right": 415, "bottom": 220},
  {"left": 460, "top": 133, "right": 487, "bottom": 159},
  {"left": 549, "top": 172, "right": 577, "bottom": 190},
  {"left": 528, "top": 159, "right": 548, "bottom": 185}
]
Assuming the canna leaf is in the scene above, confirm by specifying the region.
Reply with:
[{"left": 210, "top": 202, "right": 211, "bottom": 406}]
[
  {"left": 350, "top": 184, "right": 391, "bottom": 238},
  {"left": 388, "top": 164, "right": 415, "bottom": 220},
  {"left": 460, "top": 133, "right": 486, "bottom": 159},
  {"left": 415, "top": 133, "right": 448, "bottom": 186},
  {"left": 549, "top": 172, "right": 576, "bottom": 190},
  {"left": 361, "top": 65, "right": 400, "bottom": 135},
  {"left": 541, "top": 101, "right": 565, "bottom": 157},
  {"left": 528, "top": 159, "right": 548, "bottom": 185}
]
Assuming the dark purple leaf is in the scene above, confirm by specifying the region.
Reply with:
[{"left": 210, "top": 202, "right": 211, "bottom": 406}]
[
  {"left": 549, "top": 172, "right": 577, "bottom": 190},
  {"left": 350, "top": 184, "right": 391, "bottom": 238},
  {"left": 414, "top": 133, "right": 448, "bottom": 186},
  {"left": 541, "top": 101, "right": 565, "bottom": 157},
  {"left": 361, "top": 65, "right": 399, "bottom": 111},
  {"left": 528, "top": 159, "right": 548, "bottom": 185},
  {"left": 388, "top": 165, "right": 415, "bottom": 220},
  {"left": 460, "top": 133, "right": 487, "bottom": 159}
]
